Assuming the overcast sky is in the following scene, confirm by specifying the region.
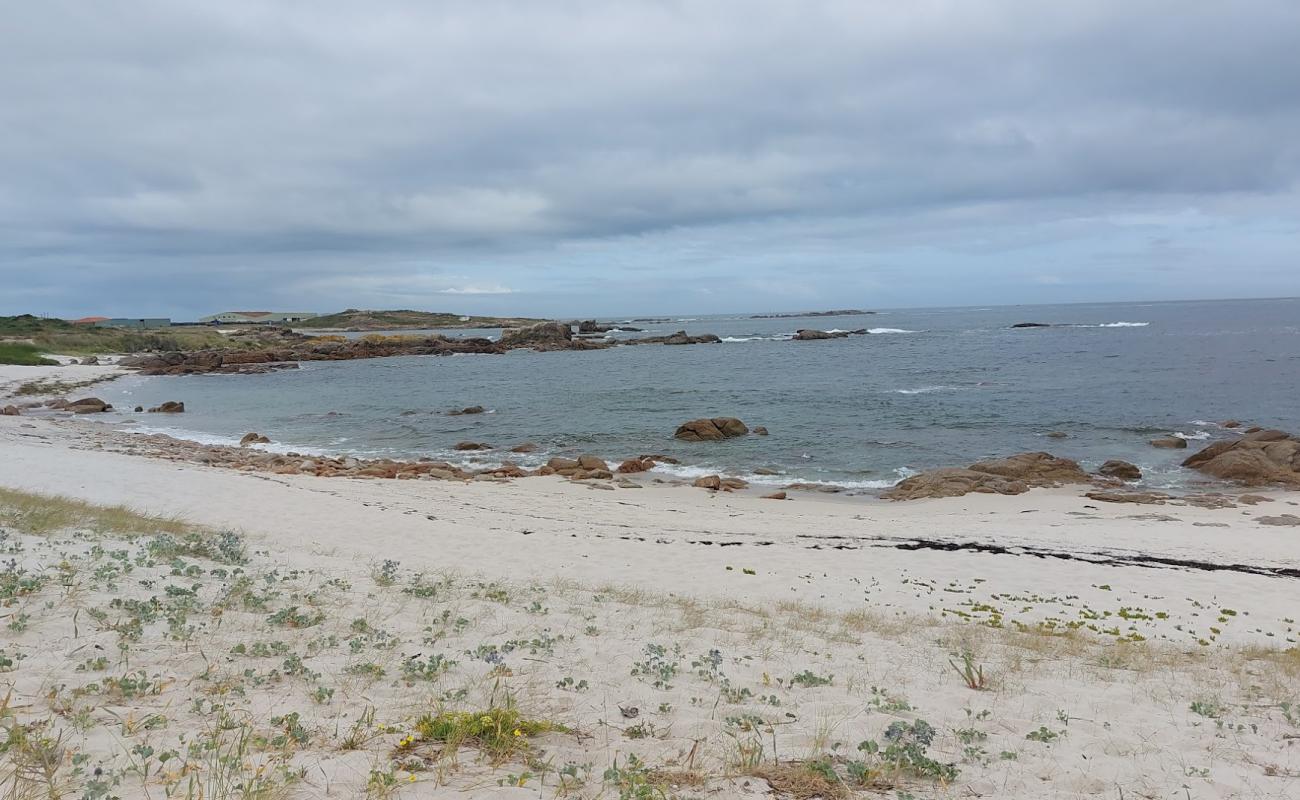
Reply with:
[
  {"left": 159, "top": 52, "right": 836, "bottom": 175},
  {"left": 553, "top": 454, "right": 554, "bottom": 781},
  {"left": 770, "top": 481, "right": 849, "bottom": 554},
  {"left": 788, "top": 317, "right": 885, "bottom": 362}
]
[{"left": 3, "top": 1, "right": 1298, "bottom": 319}]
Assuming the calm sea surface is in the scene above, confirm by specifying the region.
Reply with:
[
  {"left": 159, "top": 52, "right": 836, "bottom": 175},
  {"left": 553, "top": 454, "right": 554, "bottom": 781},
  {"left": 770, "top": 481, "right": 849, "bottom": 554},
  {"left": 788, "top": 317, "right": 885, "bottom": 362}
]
[{"left": 94, "top": 298, "right": 1300, "bottom": 492}]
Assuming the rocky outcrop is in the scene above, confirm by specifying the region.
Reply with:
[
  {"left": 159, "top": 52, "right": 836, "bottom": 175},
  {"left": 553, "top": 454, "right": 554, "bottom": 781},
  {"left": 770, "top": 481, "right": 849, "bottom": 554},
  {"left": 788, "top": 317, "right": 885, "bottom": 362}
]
[
  {"left": 448, "top": 405, "right": 484, "bottom": 415},
  {"left": 454, "top": 441, "right": 492, "bottom": 451},
  {"left": 1181, "top": 430, "right": 1300, "bottom": 487},
  {"left": 792, "top": 329, "right": 867, "bottom": 340},
  {"left": 240, "top": 432, "right": 271, "bottom": 446},
  {"left": 0, "top": 405, "right": 19, "bottom": 416},
  {"left": 498, "top": 322, "right": 581, "bottom": 351},
  {"left": 509, "top": 442, "right": 539, "bottom": 453},
  {"left": 761, "top": 491, "right": 787, "bottom": 500},
  {"left": 674, "top": 417, "right": 750, "bottom": 441},
  {"left": 883, "top": 452, "right": 1088, "bottom": 500},
  {"left": 617, "top": 458, "right": 653, "bottom": 474},
  {"left": 1149, "top": 437, "right": 1187, "bottom": 449},
  {"left": 1097, "top": 460, "right": 1142, "bottom": 481},
  {"left": 1257, "top": 514, "right": 1300, "bottom": 527},
  {"left": 625, "top": 330, "right": 722, "bottom": 346},
  {"left": 148, "top": 401, "right": 185, "bottom": 413},
  {"left": 752, "top": 426, "right": 769, "bottom": 436}
]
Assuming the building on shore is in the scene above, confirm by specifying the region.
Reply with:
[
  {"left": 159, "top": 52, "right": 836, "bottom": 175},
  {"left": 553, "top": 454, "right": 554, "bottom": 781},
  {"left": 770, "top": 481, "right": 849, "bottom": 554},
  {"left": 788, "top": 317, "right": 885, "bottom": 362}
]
[
  {"left": 198, "top": 311, "right": 319, "bottom": 325},
  {"left": 70, "top": 317, "right": 172, "bottom": 329}
]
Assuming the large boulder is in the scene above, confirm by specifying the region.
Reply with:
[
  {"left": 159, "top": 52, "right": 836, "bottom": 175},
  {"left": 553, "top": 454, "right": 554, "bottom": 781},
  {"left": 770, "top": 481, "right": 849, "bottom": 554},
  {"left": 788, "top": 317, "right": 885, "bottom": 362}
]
[
  {"left": 0, "top": 405, "right": 19, "bottom": 416},
  {"left": 65, "top": 397, "right": 111, "bottom": 414},
  {"left": 454, "top": 441, "right": 492, "bottom": 451},
  {"left": 883, "top": 452, "right": 1088, "bottom": 501},
  {"left": 240, "top": 432, "right": 271, "bottom": 446},
  {"left": 674, "top": 417, "right": 750, "bottom": 441},
  {"left": 148, "top": 401, "right": 185, "bottom": 413},
  {"left": 883, "top": 468, "right": 1029, "bottom": 501},
  {"left": 576, "top": 454, "right": 608, "bottom": 471},
  {"left": 1181, "top": 430, "right": 1300, "bottom": 487},
  {"left": 1097, "top": 460, "right": 1142, "bottom": 481},
  {"left": 966, "top": 452, "right": 1089, "bottom": 484}
]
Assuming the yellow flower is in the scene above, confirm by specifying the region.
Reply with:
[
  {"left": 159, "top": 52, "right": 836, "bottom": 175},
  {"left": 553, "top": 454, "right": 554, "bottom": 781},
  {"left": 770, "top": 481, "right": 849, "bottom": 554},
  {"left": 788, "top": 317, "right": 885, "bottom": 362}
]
[
  {"left": 512, "top": 729, "right": 522, "bottom": 737},
  {"left": 408, "top": 775, "right": 416, "bottom": 783}
]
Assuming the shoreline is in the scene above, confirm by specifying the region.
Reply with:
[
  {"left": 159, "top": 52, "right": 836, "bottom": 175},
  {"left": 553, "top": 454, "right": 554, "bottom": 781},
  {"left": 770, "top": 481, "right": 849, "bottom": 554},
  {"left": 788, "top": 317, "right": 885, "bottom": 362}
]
[
  {"left": 1, "top": 360, "right": 1285, "bottom": 504},
  {"left": 3, "top": 411, "right": 1299, "bottom": 642}
]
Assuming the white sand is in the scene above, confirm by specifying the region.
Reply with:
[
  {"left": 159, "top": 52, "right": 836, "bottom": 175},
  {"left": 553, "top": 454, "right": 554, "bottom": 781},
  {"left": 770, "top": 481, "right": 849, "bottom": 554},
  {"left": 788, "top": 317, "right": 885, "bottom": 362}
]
[
  {"left": 0, "top": 361, "right": 125, "bottom": 402},
  {"left": 2, "top": 414, "right": 1298, "bottom": 798}
]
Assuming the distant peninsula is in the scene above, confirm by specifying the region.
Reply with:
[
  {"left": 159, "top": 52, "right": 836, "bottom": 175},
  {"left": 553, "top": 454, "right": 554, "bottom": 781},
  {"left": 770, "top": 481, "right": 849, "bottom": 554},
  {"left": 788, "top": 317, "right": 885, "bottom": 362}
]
[
  {"left": 749, "top": 309, "right": 874, "bottom": 319},
  {"left": 293, "top": 309, "right": 550, "bottom": 331}
]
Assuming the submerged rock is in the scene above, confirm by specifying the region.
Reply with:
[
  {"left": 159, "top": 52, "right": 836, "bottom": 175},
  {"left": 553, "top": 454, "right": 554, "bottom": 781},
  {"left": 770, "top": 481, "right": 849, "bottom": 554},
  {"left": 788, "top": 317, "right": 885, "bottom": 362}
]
[
  {"left": 148, "top": 401, "right": 185, "bottom": 413},
  {"left": 1149, "top": 437, "right": 1188, "bottom": 449},
  {"left": 454, "top": 441, "right": 492, "bottom": 451},
  {"left": 240, "top": 432, "right": 271, "bottom": 446}
]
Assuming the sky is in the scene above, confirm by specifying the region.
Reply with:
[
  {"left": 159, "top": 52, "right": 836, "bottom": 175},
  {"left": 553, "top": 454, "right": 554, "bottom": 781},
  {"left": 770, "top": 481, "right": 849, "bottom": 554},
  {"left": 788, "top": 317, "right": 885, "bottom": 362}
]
[{"left": 2, "top": 1, "right": 1298, "bottom": 319}]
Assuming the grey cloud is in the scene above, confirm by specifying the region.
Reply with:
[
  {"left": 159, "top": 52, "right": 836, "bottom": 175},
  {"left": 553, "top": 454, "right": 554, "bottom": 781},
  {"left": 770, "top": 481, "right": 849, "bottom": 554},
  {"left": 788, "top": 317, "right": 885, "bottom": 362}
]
[{"left": 2, "top": 1, "right": 1299, "bottom": 317}]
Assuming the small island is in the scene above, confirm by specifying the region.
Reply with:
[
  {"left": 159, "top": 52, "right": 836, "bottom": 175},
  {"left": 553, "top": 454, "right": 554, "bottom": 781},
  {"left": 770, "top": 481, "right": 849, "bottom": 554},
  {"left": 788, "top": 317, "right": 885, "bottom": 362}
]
[{"left": 749, "top": 309, "right": 874, "bottom": 319}]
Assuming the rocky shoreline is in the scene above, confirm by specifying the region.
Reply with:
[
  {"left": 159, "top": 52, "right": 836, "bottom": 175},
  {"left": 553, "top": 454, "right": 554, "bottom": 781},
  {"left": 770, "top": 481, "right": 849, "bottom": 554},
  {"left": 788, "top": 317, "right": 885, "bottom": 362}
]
[
  {"left": 9, "top": 393, "right": 1299, "bottom": 508},
  {"left": 104, "top": 322, "right": 729, "bottom": 375}
]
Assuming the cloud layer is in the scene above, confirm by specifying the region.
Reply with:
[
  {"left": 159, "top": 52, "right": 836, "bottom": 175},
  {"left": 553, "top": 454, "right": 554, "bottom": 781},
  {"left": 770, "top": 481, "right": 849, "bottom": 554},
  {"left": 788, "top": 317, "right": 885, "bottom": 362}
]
[{"left": 3, "top": 1, "right": 1298, "bottom": 317}]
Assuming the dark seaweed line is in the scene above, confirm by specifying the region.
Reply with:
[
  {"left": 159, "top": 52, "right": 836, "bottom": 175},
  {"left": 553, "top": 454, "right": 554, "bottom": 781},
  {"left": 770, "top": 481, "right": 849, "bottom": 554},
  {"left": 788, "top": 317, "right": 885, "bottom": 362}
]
[{"left": 798, "top": 534, "right": 1300, "bottom": 579}]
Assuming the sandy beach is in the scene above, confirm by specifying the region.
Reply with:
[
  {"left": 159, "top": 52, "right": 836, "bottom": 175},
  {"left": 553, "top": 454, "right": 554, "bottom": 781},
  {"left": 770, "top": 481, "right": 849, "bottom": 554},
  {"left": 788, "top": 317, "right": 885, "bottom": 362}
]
[{"left": 3, "top": 397, "right": 1299, "bottom": 798}]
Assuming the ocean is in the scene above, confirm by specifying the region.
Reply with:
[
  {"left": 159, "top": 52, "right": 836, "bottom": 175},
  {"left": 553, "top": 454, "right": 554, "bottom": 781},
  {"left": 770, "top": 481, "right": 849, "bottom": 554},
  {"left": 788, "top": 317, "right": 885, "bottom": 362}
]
[{"left": 92, "top": 297, "right": 1300, "bottom": 493}]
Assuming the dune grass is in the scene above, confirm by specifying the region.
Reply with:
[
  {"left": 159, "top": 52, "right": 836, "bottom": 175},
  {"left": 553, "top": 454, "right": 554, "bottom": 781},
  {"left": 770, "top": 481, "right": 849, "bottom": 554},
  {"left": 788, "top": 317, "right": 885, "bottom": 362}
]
[
  {"left": 0, "top": 486, "right": 196, "bottom": 537},
  {"left": 0, "top": 343, "right": 57, "bottom": 366}
]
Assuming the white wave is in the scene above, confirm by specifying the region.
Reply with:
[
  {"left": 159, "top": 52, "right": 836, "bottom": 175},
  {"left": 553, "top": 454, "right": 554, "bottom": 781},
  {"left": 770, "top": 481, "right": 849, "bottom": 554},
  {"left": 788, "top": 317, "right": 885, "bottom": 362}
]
[
  {"left": 1174, "top": 430, "right": 1211, "bottom": 441},
  {"left": 1071, "top": 321, "right": 1150, "bottom": 328},
  {"left": 720, "top": 333, "right": 794, "bottom": 342},
  {"left": 895, "top": 385, "right": 959, "bottom": 395},
  {"left": 649, "top": 462, "right": 911, "bottom": 490},
  {"left": 110, "top": 422, "right": 336, "bottom": 456},
  {"left": 867, "top": 328, "right": 918, "bottom": 334}
]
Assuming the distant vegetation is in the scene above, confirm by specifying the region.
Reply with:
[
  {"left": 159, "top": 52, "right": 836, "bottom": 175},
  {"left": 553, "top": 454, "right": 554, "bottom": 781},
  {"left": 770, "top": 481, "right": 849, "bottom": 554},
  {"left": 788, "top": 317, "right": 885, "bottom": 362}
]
[
  {"left": 0, "top": 342, "right": 58, "bottom": 366},
  {"left": 0, "top": 315, "right": 243, "bottom": 356},
  {"left": 295, "top": 309, "right": 549, "bottom": 330}
]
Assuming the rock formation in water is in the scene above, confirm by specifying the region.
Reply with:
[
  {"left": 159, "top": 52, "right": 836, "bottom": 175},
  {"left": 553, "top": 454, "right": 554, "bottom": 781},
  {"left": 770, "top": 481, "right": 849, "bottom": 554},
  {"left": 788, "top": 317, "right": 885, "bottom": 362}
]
[
  {"left": 883, "top": 452, "right": 1089, "bottom": 500},
  {"left": 1182, "top": 429, "right": 1300, "bottom": 487}
]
